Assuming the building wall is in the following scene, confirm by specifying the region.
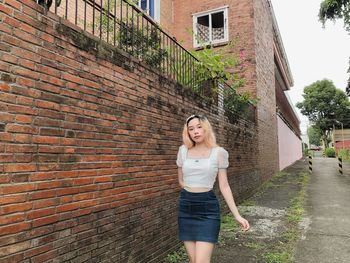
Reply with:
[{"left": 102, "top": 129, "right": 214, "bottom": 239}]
[
  {"left": 171, "top": 0, "right": 257, "bottom": 97},
  {"left": 277, "top": 116, "right": 302, "bottom": 170},
  {"left": 253, "top": 0, "right": 279, "bottom": 180},
  {"left": 168, "top": 0, "right": 280, "bottom": 181},
  {"left": 0, "top": 0, "right": 259, "bottom": 262}
]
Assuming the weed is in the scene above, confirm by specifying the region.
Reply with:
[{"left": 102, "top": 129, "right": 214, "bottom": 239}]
[
  {"left": 164, "top": 246, "right": 187, "bottom": 263},
  {"left": 245, "top": 242, "right": 266, "bottom": 250},
  {"left": 263, "top": 251, "right": 290, "bottom": 263}
]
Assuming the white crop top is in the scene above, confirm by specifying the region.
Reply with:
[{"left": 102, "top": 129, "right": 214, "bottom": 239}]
[{"left": 176, "top": 145, "right": 229, "bottom": 189}]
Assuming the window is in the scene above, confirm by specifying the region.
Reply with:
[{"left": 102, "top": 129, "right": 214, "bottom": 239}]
[
  {"left": 193, "top": 7, "right": 228, "bottom": 47},
  {"left": 138, "top": 0, "right": 160, "bottom": 23}
]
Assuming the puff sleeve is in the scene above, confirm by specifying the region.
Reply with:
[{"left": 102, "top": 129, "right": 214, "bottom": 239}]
[
  {"left": 218, "top": 147, "right": 229, "bottom": 169},
  {"left": 176, "top": 145, "right": 184, "bottom": 167}
]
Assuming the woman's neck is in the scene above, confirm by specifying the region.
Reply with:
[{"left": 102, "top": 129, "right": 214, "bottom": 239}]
[{"left": 193, "top": 142, "right": 208, "bottom": 150}]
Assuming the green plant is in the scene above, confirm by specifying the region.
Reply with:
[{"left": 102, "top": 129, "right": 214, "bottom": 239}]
[
  {"left": 324, "top": 147, "right": 336, "bottom": 158},
  {"left": 263, "top": 251, "right": 290, "bottom": 263},
  {"left": 190, "top": 42, "right": 257, "bottom": 112},
  {"left": 164, "top": 246, "right": 187, "bottom": 263},
  {"left": 338, "top": 149, "right": 350, "bottom": 161},
  {"left": 92, "top": 0, "right": 168, "bottom": 69},
  {"left": 218, "top": 213, "right": 241, "bottom": 243}
]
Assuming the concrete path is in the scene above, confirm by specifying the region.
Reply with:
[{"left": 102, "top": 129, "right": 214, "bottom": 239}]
[{"left": 294, "top": 157, "right": 350, "bottom": 263}]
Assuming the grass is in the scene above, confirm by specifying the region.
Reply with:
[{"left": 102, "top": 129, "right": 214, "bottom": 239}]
[
  {"left": 218, "top": 213, "right": 241, "bottom": 246},
  {"left": 261, "top": 172, "right": 310, "bottom": 263},
  {"left": 164, "top": 246, "right": 187, "bottom": 263},
  {"left": 263, "top": 251, "right": 290, "bottom": 263}
]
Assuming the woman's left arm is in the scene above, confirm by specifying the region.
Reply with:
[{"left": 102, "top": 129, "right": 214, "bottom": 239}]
[{"left": 218, "top": 169, "right": 250, "bottom": 231}]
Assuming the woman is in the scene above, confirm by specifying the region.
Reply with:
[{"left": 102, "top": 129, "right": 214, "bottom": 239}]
[{"left": 176, "top": 114, "right": 249, "bottom": 263}]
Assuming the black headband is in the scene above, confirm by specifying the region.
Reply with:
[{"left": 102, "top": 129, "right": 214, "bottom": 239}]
[{"left": 186, "top": 114, "right": 206, "bottom": 125}]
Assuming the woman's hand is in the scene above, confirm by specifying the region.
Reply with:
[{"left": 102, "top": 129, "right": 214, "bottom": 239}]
[{"left": 236, "top": 215, "right": 250, "bottom": 231}]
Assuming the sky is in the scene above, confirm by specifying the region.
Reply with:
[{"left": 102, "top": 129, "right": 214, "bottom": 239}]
[{"left": 270, "top": 0, "right": 350, "bottom": 134}]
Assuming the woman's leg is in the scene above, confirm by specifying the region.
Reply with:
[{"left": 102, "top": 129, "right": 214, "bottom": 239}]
[
  {"left": 184, "top": 241, "right": 196, "bottom": 263},
  {"left": 194, "top": 241, "right": 214, "bottom": 263}
]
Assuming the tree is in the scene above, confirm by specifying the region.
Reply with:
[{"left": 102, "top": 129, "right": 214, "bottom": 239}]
[
  {"left": 307, "top": 125, "right": 322, "bottom": 146},
  {"left": 319, "top": 0, "right": 350, "bottom": 95},
  {"left": 296, "top": 79, "right": 350, "bottom": 147}
]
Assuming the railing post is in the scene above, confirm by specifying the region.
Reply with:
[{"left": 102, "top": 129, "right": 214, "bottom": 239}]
[
  {"left": 308, "top": 155, "right": 312, "bottom": 174},
  {"left": 338, "top": 156, "right": 343, "bottom": 175},
  {"left": 217, "top": 81, "right": 224, "bottom": 119}
]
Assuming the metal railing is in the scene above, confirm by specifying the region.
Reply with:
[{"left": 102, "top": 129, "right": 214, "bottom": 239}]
[
  {"left": 40, "top": 0, "right": 256, "bottom": 122},
  {"left": 45, "top": 0, "right": 209, "bottom": 92}
]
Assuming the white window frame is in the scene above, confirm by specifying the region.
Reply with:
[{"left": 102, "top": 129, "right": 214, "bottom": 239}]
[
  {"left": 138, "top": 0, "right": 160, "bottom": 23},
  {"left": 192, "top": 6, "right": 229, "bottom": 48}
]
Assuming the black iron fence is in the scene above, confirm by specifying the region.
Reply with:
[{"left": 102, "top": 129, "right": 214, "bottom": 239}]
[
  {"left": 39, "top": 0, "right": 255, "bottom": 122},
  {"left": 44, "top": 0, "right": 209, "bottom": 92}
]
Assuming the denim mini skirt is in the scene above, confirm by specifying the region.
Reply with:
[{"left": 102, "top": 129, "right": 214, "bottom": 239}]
[{"left": 178, "top": 189, "right": 220, "bottom": 243}]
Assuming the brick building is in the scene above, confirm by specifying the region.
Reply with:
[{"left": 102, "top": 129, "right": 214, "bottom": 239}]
[
  {"left": 144, "top": 0, "right": 302, "bottom": 173},
  {"left": 0, "top": 0, "right": 301, "bottom": 262}
]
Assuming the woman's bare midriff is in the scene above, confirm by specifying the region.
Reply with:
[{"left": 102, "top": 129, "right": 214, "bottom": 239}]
[{"left": 184, "top": 186, "right": 211, "bottom": 193}]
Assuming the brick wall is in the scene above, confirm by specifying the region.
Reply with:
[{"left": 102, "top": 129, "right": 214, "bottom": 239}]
[
  {"left": 253, "top": 0, "right": 279, "bottom": 181},
  {"left": 0, "top": 0, "right": 259, "bottom": 262}
]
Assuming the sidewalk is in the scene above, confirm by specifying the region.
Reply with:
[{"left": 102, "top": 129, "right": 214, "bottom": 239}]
[
  {"left": 211, "top": 158, "right": 310, "bottom": 262},
  {"left": 211, "top": 157, "right": 350, "bottom": 262},
  {"left": 293, "top": 157, "right": 350, "bottom": 263}
]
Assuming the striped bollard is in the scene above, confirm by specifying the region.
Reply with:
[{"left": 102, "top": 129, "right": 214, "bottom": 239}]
[
  {"left": 338, "top": 157, "right": 343, "bottom": 175},
  {"left": 308, "top": 155, "right": 312, "bottom": 173}
]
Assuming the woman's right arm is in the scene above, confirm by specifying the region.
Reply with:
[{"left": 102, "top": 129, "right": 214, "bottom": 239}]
[{"left": 178, "top": 168, "right": 184, "bottom": 189}]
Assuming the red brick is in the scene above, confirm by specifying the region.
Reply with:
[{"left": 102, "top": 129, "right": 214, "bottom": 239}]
[
  {"left": 5, "top": 144, "right": 36, "bottom": 153},
  {"left": 27, "top": 207, "right": 56, "bottom": 220},
  {"left": 3, "top": 15, "right": 21, "bottom": 28},
  {"left": 24, "top": 243, "right": 53, "bottom": 258},
  {"left": 0, "top": 194, "right": 27, "bottom": 205},
  {"left": 0, "top": 213, "right": 25, "bottom": 226},
  {"left": 6, "top": 123, "right": 37, "bottom": 134},
  {"left": 30, "top": 190, "right": 57, "bottom": 200},
  {"left": 12, "top": 66, "right": 40, "bottom": 80},
  {"left": 0, "top": 221, "right": 31, "bottom": 235},
  {"left": 1, "top": 183, "right": 35, "bottom": 194},
  {"left": 4, "top": 0, "right": 22, "bottom": 10},
  {"left": 15, "top": 114, "right": 34, "bottom": 123},
  {"left": 0, "top": 83, "right": 10, "bottom": 92},
  {"left": 0, "top": 3, "right": 13, "bottom": 15},
  {"left": 32, "top": 215, "right": 59, "bottom": 227},
  {"left": 32, "top": 135, "right": 60, "bottom": 145},
  {"left": 33, "top": 198, "right": 58, "bottom": 210},
  {"left": 0, "top": 52, "right": 18, "bottom": 64},
  {"left": 1, "top": 202, "right": 32, "bottom": 215},
  {"left": 4, "top": 163, "right": 36, "bottom": 173},
  {"left": 36, "top": 181, "right": 62, "bottom": 190}
]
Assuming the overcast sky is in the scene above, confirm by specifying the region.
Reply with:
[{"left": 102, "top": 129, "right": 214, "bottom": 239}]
[{"left": 270, "top": 0, "right": 350, "bottom": 133}]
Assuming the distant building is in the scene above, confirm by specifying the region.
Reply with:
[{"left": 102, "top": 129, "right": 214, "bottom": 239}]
[{"left": 332, "top": 129, "right": 350, "bottom": 153}]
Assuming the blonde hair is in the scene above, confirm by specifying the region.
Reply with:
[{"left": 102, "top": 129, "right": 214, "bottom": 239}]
[{"left": 182, "top": 115, "right": 217, "bottom": 149}]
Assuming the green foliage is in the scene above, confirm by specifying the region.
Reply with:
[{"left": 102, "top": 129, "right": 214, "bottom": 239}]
[
  {"left": 190, "top": 42, "right": 257, "bottom": 112},
  {"left": 93, "top": 0, "right": 167, "bottom": 69},
  {"left": 263, "top": 251, "right": 290, "bottom": 263},
  {"left": 324, "top": 147, "right": 336, "bottom": 157},
  {"left": 307, "top": 125, "right": 322, "bottom": 146},
  {"left": 221, "top": 214, "right": 240, "bottom": 232},
  {"left": 338, "top": 149, "right": 349, "bottom": 160},
  {"left": 319, "top": 0, "right": 350, "bottom": 95},
  {"left": 296, "top": 79, "right": 350, "bottom": 147},
  {"left": 118, "top": 20, "right": 167, "bottom": 69},
  {"left": 164, "top": 246, "right": 187, "bottom": 263},
  {"left": 319, "top": 0, "right": 350, "bottom": 31}
]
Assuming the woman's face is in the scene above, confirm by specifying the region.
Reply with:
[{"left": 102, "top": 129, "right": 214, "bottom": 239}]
[{"left": 187, "top": 118, "right": 205, "bottom": 144}]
